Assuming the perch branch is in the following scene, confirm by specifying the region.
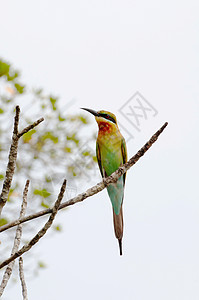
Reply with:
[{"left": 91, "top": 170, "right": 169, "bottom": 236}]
[
  {"left": 0, "top": 180, "right": 29, "bottom": 297},
  {"left": 0, "top": 122, "right": 168, "bottom": 233},
  {"left": 0, "top": 179, "right": 66, "bottom": 269},
  {"left": 0, "top": 106, "right": 44, "bottom": 216},
  {"left": 19, "top": 257, "right": 28, "bottom": 300}
]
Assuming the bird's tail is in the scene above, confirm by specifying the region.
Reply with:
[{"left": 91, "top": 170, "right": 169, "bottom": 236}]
[{"left": 113, "top": 206, "right": 123, "bottom": 255}]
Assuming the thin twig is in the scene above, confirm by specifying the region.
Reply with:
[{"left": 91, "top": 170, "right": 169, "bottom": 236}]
[
  {"left": 19, "top": 257, "right": 28, "bottom": 300},
  {"left": 0, "top": 122, "right": 168, "bottom": 233},
  {"left": 0, "top": 180, "right": 29, "bottom": 297},
  {"left": 0, "top": 106, "right": 44, "bottom": 216},
  {"left": 0, "top": 179, "right": 66, "bottom": 269},
  {"left": 17, "top": 117, "right": 44, "bottom": 138},
  {"left": 13, "top": 105, "right": 20, "bottom": 135}
]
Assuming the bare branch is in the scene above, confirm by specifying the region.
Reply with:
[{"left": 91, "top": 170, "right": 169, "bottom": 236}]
[
  {"left": 19, "top": 257, "right": 28, "bottom": 300},
  {"left": 0, "top": 106, "right": 20, "bottom": 216},
  {"left": 0, "top": 122, "right": 168, "bottom": 233},
  {"left": 0, "top": 179, "right": 66, "bottom": 269},
  {"left": 17, "top": 117, "right": 44, "bottom": 138},
  {"left": 0, "top": 180, "right": 29, "bottom": 297},
  {"left": 13, "top": 105, "right": 20, "bottom": 135},
  {"left": 0, "top": 106, "right": 44, "bottom": 216}
]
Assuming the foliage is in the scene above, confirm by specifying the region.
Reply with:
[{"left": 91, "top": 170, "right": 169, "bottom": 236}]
[
  {"left": 0, "top": 58, "right": 96, "bottom": 209},
  {"left": 0, "top": 58, "right": 97, "bottom": 275}
]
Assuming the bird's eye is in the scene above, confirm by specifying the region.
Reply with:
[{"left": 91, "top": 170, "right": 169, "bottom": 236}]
[
  {"left": 99, "top": 113, "right": 116, "bottom": 124},
  {"left": 105, "top": 115, "right": 116, "bottom": 123}
]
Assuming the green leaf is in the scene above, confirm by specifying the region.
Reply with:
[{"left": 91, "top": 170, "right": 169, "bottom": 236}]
[
  {"left": 7, "top": 71, "right": 19, "bottom": 81},
  {"left": 0, "top": 174, "right": 4, "bottom": 180},
  {"left": 0, "top": 60, "right": 10, "bottom": 77},
  {"left": 23, "top": 129, "right": 36, "bottom": 143},
  {"left": 38, "top": 261, "right": 47, "bottom": 268},
  {"left": 82, "top": 151, "right": 90, "bottom": 156},
  {"left": 0, "top": 108, "right": 4, "bottom": 114},
  {"left": 49, "top": 97, "right": 57, "bottom": 110},
  {"left": 67, "top": 165, "right": 77, "bottom": 176},
  {"left": 34, "top": 188, "right": 51, "bottom": 198},
  {"left": 53, "top": 224, "right": 62, "bottom": 231},
  {"left": 92, "top": 156, "right": 97, "bottom": 162},
  {"left": 64, "top": 147, "right": 71, "bottom": 153},
  {"left": 58, "top": 114, "right": 66, "bottom": 121},
  {"left": 66, "top": 133, "right": 79, "bottom": 145},
  {"left": 7, "top": 188, "right": 15, "bottom": 202},
  {"left": 41, "top": 201, "right": 50, "bottom": 208},
  {"left": 41, "top": 132, "right": 58, "bottom": 144},
  {"left": 14, "top": 83, "right": 25, "bottom": 94},
  {"left": 0, "top": 218, "right": 8, "bottom": 226},
  {"left": 45, "top": 176, "right": 52, "bottom": 183},
  {"left": 79, "top": 115, "right": 88, "bottom": 124}
]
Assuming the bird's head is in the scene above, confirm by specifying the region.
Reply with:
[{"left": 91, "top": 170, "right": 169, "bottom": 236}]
[{"left": 81, "top": 108, "right": 118, "bottom": 133}]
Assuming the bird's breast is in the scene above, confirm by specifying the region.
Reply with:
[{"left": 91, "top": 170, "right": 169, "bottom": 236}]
[{"left": 97, "top": 136, "right": 123, "bottom": 177}]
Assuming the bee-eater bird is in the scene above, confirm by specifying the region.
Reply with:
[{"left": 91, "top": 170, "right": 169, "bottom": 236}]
[{"left": 81, "top": 108, "right": 127, "bottom": 255}]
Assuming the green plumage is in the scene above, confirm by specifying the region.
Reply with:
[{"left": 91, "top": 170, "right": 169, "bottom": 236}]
[
  {"left": 96, "top": 135, "right": 127, "bottom": 215},
  {"left": 81, "top": 108, "right": 127, "bottom": 255}
]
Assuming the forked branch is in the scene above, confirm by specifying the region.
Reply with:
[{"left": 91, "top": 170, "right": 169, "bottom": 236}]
[{"left": 0, "top": 106, "right": 44, "bottom": 216}]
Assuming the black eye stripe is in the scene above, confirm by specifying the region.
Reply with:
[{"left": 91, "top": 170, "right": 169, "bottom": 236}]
[{"left": 99, "top": 113, "right": 116, "bottom": 124}]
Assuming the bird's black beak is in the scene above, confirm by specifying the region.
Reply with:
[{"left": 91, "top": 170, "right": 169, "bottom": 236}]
[{"left": 81, "top": 108, "right": 99, "bottom": 117}]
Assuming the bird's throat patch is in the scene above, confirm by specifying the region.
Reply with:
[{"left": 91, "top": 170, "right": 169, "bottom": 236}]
[{"left": 98, "top": 121, "right": 112, "bottom": 133}]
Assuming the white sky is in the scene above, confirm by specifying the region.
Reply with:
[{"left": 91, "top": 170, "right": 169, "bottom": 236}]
[{"left": 1, "top": 0, "right": 199, "bottom": 299}]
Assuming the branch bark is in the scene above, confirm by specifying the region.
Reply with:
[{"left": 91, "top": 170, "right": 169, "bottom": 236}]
[
  {"left": 0, "top": 180, "right": 29, "bottom": 297},
  {"left": 0, "top": 179, "right": 66, "bottom": 270},
  {"left": 0, "top": 122, "right": 168, "bottom": 233},
  {"left": 0, "top": 106, "right": 20, "bottom": 216},
  {"left": 0, "top": 106, "right": 44, "bottom": 216},
  {"left": 19, "top": 257, "right": 28, "bottom": 300}
]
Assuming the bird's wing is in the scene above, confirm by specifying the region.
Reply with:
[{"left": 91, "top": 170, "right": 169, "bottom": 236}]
[
  {"left": 96, "top": 141, "right": 104, "bottom": 178},
  {"left": 121, "top": 137, "right": 127, "bottom": 186}
]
